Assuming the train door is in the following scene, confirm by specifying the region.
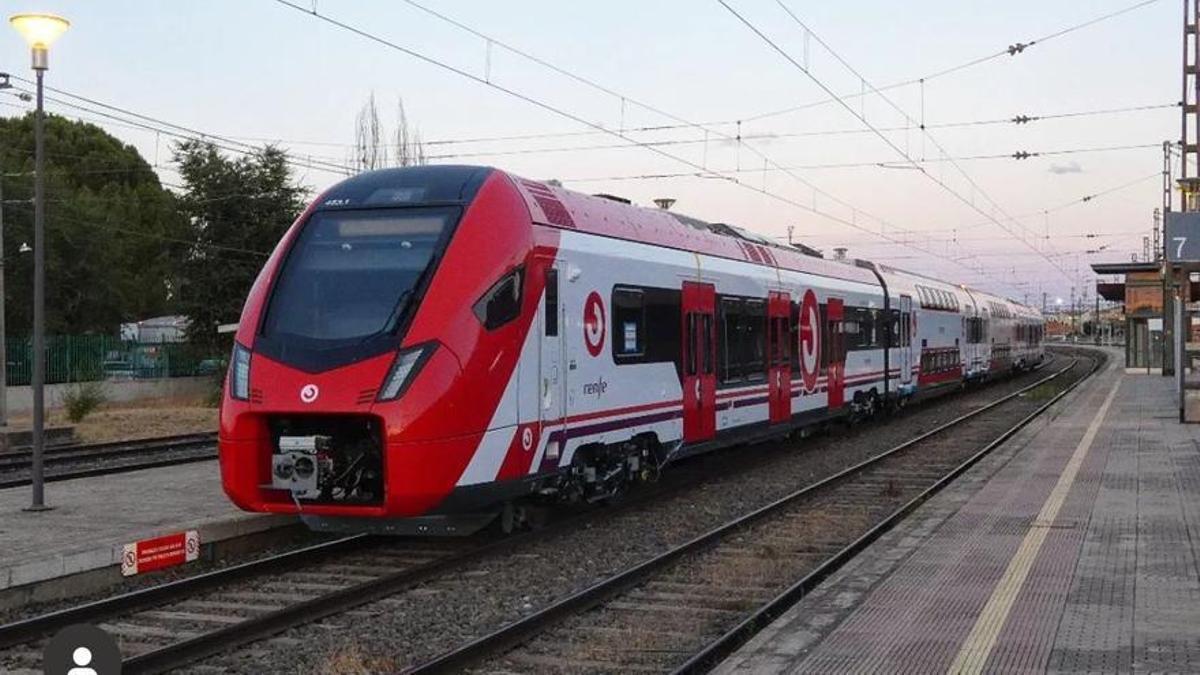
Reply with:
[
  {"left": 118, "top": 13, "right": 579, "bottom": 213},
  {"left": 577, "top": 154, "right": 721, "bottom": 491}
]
[
  {"left": 827, "top": 298, "right": 846, "bottom": 409},
  {"left": 539, "top": 263, "right": 566, "bottom": 453},
  {"left": 899, "top": 295, "right": 912, "bottom": 387},
  {"left": 768, "top": 291, "right": 792, "bottom": 423},
  {"left": 682, "top": 281, "right": 716, "bottom": 442}
]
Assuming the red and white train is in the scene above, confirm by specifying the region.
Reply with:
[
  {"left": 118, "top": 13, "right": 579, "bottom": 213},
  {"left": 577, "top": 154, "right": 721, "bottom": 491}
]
[{"left": 219, "top": 165, "right": 1044, "bottom": 534}]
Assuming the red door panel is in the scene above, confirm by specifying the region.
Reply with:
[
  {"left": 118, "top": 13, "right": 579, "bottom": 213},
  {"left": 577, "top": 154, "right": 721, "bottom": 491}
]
[
  {"left": 768, "top": 291, "right": 791, "bottom": 424},
  {"left": 682, "top": 282, "right": 716, "bottom": 442},
  {"left": 827, "top": 297, "right": 845, "bottom": 409}
]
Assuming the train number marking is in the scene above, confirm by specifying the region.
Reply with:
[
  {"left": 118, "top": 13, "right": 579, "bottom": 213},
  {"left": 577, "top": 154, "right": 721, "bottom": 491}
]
[
  {"left": 799, "top": 289, "right": 821, "bottom": 393},
  {"left": 300, "top": 384, "right": 319, "bottom": 404},
  {"left": 584, "top": 291, "right": 606, "bottom": 357}
]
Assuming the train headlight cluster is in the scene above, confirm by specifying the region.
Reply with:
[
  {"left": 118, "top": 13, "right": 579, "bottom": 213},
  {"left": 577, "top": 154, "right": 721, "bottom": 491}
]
[
  {"left": 230, "top": 342, "right": 252, "bottom": 401},
  {"left": 377, "top": 342, "right": 436, "bottom": 401}
]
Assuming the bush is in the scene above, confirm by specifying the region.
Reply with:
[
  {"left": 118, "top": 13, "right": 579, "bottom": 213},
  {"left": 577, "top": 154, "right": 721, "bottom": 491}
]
[{"left": 63, "top": 381, "right": 108, "bottom": 423}]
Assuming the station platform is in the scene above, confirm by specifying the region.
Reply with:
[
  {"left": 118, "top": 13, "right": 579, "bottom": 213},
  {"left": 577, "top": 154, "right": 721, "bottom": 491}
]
[
  {"left": 0, "top": 460, "right": 293, "bottom": 598},
  {"left": 719, "top": 349, "right": 1200, "bottom": 673}
]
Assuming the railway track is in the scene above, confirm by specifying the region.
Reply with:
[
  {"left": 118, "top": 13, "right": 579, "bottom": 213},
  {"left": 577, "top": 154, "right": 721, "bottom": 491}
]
[
  {"left": 0, "top": 432, "right": 217, "bottom": 489},
  {"left": 0, "top": 350, "right": 1090, "bottom": 674},
  {"left": 406, "top": 349, "right": 1102, "bottom": 674}
]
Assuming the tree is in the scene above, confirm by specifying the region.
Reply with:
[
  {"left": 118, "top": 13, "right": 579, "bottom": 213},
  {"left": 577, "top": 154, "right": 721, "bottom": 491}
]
[
  {"left": 0, "top": 113, "right": 186, "bottom": 335},
  {"left": 352, "top": 93, "right": 426, "bottom": 170},
  {"left": 172, "top": 141, "right": 307, "bottom": 351}
]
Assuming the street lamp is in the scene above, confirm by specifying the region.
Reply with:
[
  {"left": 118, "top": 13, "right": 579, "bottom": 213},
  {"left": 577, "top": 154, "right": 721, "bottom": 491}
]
[{"left": 10, "top": 12, "right": 69, "bottom": 512}]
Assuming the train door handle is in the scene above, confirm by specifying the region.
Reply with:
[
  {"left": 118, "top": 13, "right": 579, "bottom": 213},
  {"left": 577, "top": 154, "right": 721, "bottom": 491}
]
[{"left": 694, "top": 379, "right": 701, "bottom": 402}]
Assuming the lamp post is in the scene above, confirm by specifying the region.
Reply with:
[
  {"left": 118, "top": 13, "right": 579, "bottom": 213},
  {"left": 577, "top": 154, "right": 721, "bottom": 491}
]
[{"left": 10, "top": 12, "right": 69, "bottom": 511}]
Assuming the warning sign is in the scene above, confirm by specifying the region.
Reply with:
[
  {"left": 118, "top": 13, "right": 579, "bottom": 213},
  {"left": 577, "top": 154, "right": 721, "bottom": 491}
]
[{"left": 121, "top": 530, "right": 200, "bottom": 576}]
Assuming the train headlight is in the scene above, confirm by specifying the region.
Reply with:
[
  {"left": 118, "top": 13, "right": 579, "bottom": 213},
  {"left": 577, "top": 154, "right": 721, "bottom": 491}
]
[
  {"left": 230, "top": 342, "right": 252, "bottom": 401},
  {"left": 377, "top": 342, "right": 436, "bottom": 402}
]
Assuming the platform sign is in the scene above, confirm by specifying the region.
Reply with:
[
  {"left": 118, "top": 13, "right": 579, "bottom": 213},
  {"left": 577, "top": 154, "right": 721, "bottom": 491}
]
[
  {"left": 121, "top": 530, "right": 200, "bottom": 576},
  {"left": 1166, "top": 212, "right": 1200, "bottom": 262}
]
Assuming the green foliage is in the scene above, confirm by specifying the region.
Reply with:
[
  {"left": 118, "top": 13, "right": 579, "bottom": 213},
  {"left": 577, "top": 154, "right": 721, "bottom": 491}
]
[
  {"left": 62, "top": 380, "right": 107, "bottom": 423},
  {"left": 172, "top": 141, "right": 307, "bottom": 351},
  {"left": 0, "top": 114, "right": 187, "bottom": 335}
]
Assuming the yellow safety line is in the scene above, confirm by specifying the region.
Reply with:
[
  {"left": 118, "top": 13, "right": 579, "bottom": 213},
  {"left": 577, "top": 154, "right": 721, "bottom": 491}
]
[{"left": 947, "top": 376, "right": 1122, "bottom": 674}]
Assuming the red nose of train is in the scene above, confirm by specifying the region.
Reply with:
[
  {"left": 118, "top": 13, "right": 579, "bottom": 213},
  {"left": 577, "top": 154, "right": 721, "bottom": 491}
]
[{"left": 219, "top": 165, "right": 542, "bottom": 531}]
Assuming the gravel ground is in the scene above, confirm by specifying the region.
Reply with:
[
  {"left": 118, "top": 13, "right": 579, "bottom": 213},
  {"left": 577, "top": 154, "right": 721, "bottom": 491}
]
[{"left": 181, "top": 351, "right": 1096, "bottom": 674}]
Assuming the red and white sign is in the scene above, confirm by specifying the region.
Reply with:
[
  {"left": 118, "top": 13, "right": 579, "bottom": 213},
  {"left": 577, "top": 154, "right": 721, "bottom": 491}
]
[
  {"left": 583, "top": 291, "right": 606, "bottom": 357},
  {"left": 121, "top": 530, "right": 200, "bottom": 576},
  {"left": 799, "top": 289, "right": 821, "bottom": 393}
]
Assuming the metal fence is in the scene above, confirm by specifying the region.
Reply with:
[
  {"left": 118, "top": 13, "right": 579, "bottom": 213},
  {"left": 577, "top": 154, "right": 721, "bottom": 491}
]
[{"left": 5, "top": 335, "right": 221, "bottom": 386}]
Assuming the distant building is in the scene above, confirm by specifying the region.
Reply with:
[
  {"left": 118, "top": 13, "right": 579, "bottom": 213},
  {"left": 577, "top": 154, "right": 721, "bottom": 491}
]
[
  {"left": 1092, "top": 262, "right": 1170, "bottom": 370},
  {"left": 119, "top": 315, "right": 189, "bottom": 344}
]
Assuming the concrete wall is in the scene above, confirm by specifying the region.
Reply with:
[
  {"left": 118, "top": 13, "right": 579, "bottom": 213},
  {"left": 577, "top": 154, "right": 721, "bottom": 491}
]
[{"left": 5, "top": 376, "right": 214, "bottom": 415}]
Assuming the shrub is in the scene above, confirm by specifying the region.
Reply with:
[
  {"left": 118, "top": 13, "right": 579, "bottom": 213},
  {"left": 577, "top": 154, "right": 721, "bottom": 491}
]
[{"left": 63, "top": 381, "right": 108, "bottom": 423}]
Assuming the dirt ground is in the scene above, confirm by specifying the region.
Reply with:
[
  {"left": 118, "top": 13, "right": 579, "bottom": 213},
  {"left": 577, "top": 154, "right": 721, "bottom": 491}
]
[{"left": 6, "top": 397, "right": 218, "bottom": 444}]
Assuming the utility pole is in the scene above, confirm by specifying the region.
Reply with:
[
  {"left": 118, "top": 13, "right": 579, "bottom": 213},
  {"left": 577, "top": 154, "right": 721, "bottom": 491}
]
[{"left": 0, "top": 176, "right": 7, "bottom": 428}]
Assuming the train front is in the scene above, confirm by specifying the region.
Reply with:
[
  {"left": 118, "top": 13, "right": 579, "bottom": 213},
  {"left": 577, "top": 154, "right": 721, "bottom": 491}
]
[{"left": 219, "top": 165, "right": 540, "bottom": 534}]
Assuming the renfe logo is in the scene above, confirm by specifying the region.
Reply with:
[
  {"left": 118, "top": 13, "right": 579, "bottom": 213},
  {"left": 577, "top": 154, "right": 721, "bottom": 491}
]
[
  {"left": 582, "top": 377, "right": 608, "bottom": 398},
  {"left": 300, "top": 383, "right": 319, "bottom": 403},
  {"left": 799, "top": 289, "right": 821, "bottom": 393},
  {"left": 583, "top": 291, "right": 606, "bottom": 356}
]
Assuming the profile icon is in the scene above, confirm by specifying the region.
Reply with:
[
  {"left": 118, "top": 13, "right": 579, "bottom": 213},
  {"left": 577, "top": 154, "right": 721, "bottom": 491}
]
[
  {"left": 68, "top": 646, "right": 97, "bottom": 675},
  {"left": 42, "top": 624, "right": 120, "bottom": 674}
]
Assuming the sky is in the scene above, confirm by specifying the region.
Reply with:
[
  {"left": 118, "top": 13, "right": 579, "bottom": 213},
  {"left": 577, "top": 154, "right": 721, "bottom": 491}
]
[{"left": 0, "top": 0, "right": 1183, "bottom": 305}]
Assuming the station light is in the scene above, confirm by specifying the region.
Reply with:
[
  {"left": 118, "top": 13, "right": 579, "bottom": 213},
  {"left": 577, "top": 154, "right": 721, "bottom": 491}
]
[{"left": 9, "top": 14, "right": 69, "bottom": 69}]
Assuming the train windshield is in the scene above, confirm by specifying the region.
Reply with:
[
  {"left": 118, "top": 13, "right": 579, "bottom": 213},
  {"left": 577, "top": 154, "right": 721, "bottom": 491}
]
[{"left": 259, "top": 207, "right": 457, "bottom": 364}]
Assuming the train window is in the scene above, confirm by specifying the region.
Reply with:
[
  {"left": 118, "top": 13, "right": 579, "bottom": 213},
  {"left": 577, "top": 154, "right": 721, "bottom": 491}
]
[
  {"left": 260, "top": 206, "right": 457, "bottom": 363},
  {"left": 819, "top": 303, "right": 832, "bottom": 371},
  {"left": 719, "top": 297, "right": 743, "bottom": 383},
  {"left": 686, "top": 313, "right": 698, "bottom": 376},
  {"left": 544, "top": 269, "right": 558, "bottom": 337},
  {"left": 789, "top": 301, "right": 801, "bottom": 374},
  {"left": 702, "top": 314, "right": 714, "bottom": 374},
  {"left": 474, "top": 266, "right": 525, "bottom": 331},
  {"left": 612, "top": 287, "right": 646, "bottom": 359},
  {"left": 744, "top": 300, "right": 767, "bottom": 380}
]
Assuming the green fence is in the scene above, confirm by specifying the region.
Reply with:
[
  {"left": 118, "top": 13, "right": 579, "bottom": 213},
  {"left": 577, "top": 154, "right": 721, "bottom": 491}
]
[{"left": 5, "top": 335, "right": 221, "bottom": 386}]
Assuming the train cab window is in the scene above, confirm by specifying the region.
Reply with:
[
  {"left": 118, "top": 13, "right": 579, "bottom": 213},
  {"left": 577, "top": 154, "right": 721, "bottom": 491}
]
[
  {"left": 474, "top": 266, "right": 524, "bottom": 331},
  {"left": 612, "top": 287, "right": 646, "bottom": 359},
  {"left": 544, "top": 269, "right": 558, "bottom": 337}
]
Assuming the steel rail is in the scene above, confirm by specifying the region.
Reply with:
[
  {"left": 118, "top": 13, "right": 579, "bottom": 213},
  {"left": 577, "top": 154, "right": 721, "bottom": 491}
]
[
  {"left": 404, "top": 348, "right": 1098, "bottom": 674},
  {"left": 0, "top": 351, "right": 1070, "bottom": 674},
  {"left": 0, "top": 534, "right": 370, "bottom": 650},
  {"left": 673, "top": 349, "right": 1102, "bottom": 673},
  {"left": 0, "top": 433, "right": 217, "bottom": 489}
]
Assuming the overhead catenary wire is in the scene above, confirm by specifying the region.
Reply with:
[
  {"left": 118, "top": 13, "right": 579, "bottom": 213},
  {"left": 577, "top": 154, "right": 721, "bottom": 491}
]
[
  {"left": 720, "top": 0, "right": 1073, "bottom": 283},
  {"left": 740, "top": 0, "right": 1166, "bottom": 124},
  {"left": 273, "top": 0, "right": 1021, "bottom": 293}
]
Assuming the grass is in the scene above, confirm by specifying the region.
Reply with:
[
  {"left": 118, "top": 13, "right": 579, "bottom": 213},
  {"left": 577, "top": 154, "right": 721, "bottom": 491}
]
[{"left": 6, "top": 395, "right": 217, "bottom": 443}]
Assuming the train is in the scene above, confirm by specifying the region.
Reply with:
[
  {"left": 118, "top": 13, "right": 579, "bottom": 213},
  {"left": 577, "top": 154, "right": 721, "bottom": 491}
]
[{"left": 218, "top": 165, "right": 1045, "bottom": 535}]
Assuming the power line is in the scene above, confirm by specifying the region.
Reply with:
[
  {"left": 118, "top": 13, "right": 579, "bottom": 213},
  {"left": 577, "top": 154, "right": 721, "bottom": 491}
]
[
  {"left": 525, "top": 142, "right": 1161, "bottom": 177},
  {"left": 723, "top": 0, "right": 1072, "bottom": 283},
  {"left": 741, "top": 0, "right": 1166, "bottom": 124},
  {"left": 4, "top": 201, "right": 272, "bottom": 258},
  {"left": 273, "top": 0, "right": 1021, "bottom": 293},
  {"left": 2, "top": 79, "right": 353, "bottom": 178}
]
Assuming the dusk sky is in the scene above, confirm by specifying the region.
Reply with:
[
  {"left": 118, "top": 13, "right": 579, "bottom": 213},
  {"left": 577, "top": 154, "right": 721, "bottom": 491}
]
[{"left": 0, "top": 0, "right": 1179, "bottom": 304}]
